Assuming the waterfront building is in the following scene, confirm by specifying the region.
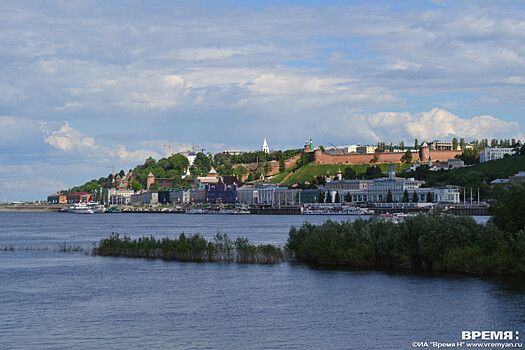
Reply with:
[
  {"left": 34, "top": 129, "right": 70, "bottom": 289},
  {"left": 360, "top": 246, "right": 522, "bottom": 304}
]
[
  {"left": 479, "top": 147, "right": 516, "bottom": 162},
  {"left": 47, "top": 193, "right": 67, "bottom": 204},
  {"left": 322, "top": 177, "right": 463, "bottom": 203},
  {"left": 65, "top": 192, "right": 92, "bottom": 203},
  {"left": 129, "top": 191, "right": 158, "bottom": 205},
  {"left": 104, "top": 188, "right": 135, "bottom": 205},
  {"left": 169, "top": 188, "right": 206, "bottom": 204},
  {"left": 205, "top": 176, "right": 238, "bottom": 204}
]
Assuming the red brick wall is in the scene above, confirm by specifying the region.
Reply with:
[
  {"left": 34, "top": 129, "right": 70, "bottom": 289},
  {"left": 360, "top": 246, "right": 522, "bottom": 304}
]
[{"left": 312, "top": 150, "right": 463, "bottom": 164}]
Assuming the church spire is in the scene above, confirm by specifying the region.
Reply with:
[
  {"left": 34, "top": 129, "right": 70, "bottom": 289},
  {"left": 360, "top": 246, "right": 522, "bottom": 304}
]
[{"left": 262, "top": 137, "right": 270, "bottom": 154}]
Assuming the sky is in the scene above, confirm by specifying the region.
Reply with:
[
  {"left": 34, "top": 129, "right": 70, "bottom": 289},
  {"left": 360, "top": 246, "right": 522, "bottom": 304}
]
[{"left": 1, "top": 0, "right": 525, "bottom": 201}]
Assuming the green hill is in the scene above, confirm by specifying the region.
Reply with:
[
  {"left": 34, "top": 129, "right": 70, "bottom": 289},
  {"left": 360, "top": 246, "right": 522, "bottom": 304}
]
[{"left": 402, "top": 156, "right": 525, "bottom": 199}]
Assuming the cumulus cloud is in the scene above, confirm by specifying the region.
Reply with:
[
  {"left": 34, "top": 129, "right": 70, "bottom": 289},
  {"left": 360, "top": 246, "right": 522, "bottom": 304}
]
[
  {"left": 43, "top": 121, "right": 96, "bottom": 151},
  {"left": 332, "top": 108, "right": 520, "bottom": 143},
  {"left": 42, "top": 121, "right": 161, "bottom": 162}
]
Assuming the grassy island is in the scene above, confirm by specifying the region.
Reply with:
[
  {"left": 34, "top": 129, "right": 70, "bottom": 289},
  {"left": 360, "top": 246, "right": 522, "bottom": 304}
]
[
  {"left": 286, "top": 214, "right": 525, "bottom": 276},
  {"left": 93, "top": 233, "right": 287, "bottom": 264}
]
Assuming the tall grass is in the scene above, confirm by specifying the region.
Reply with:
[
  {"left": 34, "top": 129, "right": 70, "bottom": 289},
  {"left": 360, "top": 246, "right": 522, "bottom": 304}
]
[{"left": 93, "top": 233, "right": 287, "bottom": 264}]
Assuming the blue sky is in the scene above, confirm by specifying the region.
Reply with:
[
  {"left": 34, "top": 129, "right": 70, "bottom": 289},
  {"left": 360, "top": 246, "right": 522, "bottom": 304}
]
[{"left": 1, "top": 0, "right": 525, "bottom": 201}]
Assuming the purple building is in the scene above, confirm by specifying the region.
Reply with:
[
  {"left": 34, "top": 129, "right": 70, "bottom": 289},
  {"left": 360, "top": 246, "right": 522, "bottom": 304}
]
[{"left": 205, "top": 176, "right": 240, "bottom": 204}]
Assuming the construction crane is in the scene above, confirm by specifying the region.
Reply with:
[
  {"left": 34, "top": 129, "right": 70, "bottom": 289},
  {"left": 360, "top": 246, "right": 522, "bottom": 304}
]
[
  {"left": 329, "top": 143, "right": 345, "bottom": 155},
  {"left": 164, "top": 142, "right": 172, "bottom": 157}
]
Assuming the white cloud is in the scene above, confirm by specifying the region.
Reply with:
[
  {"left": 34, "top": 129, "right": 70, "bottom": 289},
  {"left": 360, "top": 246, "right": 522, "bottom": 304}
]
[
  {"left": 43, "top": 121, "right": 96, "bottom": 151},
  {"left": 42, "top": 121, "right": 162, "bottom": 162},
  {"left": 332, "top": 108, "right": 520, "bottom": 143}
]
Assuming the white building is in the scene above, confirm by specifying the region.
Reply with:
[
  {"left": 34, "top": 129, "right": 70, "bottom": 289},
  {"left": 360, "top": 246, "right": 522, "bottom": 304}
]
[
  {"left": 322, "top": 177, "right": 464, "bottom": 203},
  {"left": 180, "top": 151, "right": 197, "bottom": 166},
  {"left": 261, "top": 137, "right": 270, "bottom": 154},
  {"left": 479, "top": 147, "right": 515, "bottom": 162}
]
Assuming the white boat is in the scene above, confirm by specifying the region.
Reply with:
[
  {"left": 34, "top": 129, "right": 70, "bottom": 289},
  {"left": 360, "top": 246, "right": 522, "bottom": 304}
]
[
  {"left": 69, "top": 202, "right": 102, "bottom": 214},
  {"left": 186, "top": 208, "right": 205, "bottom": 214},
  {"left": 87, "top": 202, "right": 105, "bottom": 213}
]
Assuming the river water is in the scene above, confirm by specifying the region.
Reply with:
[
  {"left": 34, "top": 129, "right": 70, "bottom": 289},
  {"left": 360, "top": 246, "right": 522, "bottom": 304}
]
[{"left": 0, "top": 212, "right": 523, "bottom": 349}]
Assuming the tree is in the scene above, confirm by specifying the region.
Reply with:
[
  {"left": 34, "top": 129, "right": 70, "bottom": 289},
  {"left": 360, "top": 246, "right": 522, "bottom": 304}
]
[
  {"left": 403, "top": 149, "right": 412, "bottom": 163},
  {"left": 234, "top": 166, "right": 248, "bottom": 181},
  {"left": 319, "top": 145, "right": 325, "bottom": 153},
  {"left": 457, "top": 148, "right": 479, "bottom": 164},
  {"left": 412, "top": 191, "right": 419, "bottom": 203},
  {"left": 452, "top": 137, "right": 458, "bottom": 150},
  {"left": 373, "top": 153, "right": 379, "bottom": 163},
  {"left": 415, "top": 138, "right": 419, "bottom": 151},
  {"left": 149, "top": 182, "right": 160, "bottom": 191},
  {"left": 386, "top": 189, "right": 393, "bottom": 203},
  {"left": 460, "top": 138, "right": 466, "bottom": 150},
  {"left": 131, "top": 180, "right": 143, "bottom": 192},
  {"left": 343, "top": 167, "right": 356, "bottom": 180},
  {"left": 491, "top": 181, "right": 525, "bottom": 233},
  {"left": 246, "top": 173, "right": 254, "bottom": 182},
  {"left": 279, "top": 158, "right": 286, "bottom": 172},
  {"left": 334, "top": 191, "right": 340, "bottom": 203},
  {"left": 315, "top": 176, "right": 326, "bottom": 186},
  {"left": 403, "top": 189, "right": 409, "bottom": 203},
  {"left": 318, "top": 191, "right": 325, "bottom": 203},
  {"left": 298, "top": 152, "right": 311, "bottom": 167},
  {"left": 426, "top": 191, "right": 434, "bottom": 203}
]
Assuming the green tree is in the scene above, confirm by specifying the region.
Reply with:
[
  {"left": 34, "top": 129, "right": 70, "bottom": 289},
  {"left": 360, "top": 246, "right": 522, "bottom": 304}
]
[
  {"left": 404, "top": 149, "right": 413, "bottom": 163},
  {"left": 234, "top": 166, "right": 248, "bottom": 181},
  {"left": 415, "top": 138, "right": 419, "bottom": 150},
  {"left": 343, "top": 167, "right": 356, "bottom": 180},
  {"left": 386, "top": 189, "right": 393, "bottom": 203},
  {"left": 460, "top": 138, "right": 466, "bottom": 150},
  {"left": 426, "top": 191, "right": 434, "bottom": 203},
  {"left": 403, "top": 189, "right": 409, "bottom": 203},
  {"left": 298, "top": 152, "right": 311, "bottom": 167},
  {"left": 279, "top": 158, "right": 286, "bottom": 172},
  {"left": 412, "top": 191, "right": 419, "bottom": 203},
  {"left": 246, "top": 173, "right": 254, "bottom": 182},
  {"left": 491, "top": 181, "right": 525, "bottom": 233},
  {"left": 334, "top": 191, "right": 340, "bottom": 203},
  {"left": 149, "top": 182, "right": 160, "bottom": 191},
  {"left": 452, "top": 137, "right": 458, "bottom": 150},
  {"left": 318, "top": 191, "right": 325, "bottom": 203},
  {"left": 131, "top": 180, "right": 143, "bottom": 192}
]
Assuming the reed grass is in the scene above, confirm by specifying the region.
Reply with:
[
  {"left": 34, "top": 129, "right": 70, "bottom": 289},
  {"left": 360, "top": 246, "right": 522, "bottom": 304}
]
[{"left": 93, "top": 233, "right": 287, "bottom": 264}]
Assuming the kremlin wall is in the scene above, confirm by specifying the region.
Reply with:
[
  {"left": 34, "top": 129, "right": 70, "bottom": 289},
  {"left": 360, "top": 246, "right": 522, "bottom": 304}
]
[{"left": 310, "top": 143, "right": 463, "bottom": 165}]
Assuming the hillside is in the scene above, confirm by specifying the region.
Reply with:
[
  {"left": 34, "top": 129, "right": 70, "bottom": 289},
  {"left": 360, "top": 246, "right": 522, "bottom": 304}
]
[{"left": 401, "top": 156, "right": 525, "bottom": 198}]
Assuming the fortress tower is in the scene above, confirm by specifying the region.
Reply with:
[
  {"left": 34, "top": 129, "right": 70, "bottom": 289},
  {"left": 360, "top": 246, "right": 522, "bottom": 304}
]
[{"left": 419, "top": 141, "right": 430, "bottom": 162}]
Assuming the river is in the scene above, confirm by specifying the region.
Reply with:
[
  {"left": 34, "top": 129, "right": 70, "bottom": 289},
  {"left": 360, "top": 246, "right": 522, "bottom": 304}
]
[{"left": 0, "top": 212, "right": 523, "bottom": 349}]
